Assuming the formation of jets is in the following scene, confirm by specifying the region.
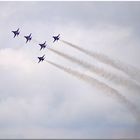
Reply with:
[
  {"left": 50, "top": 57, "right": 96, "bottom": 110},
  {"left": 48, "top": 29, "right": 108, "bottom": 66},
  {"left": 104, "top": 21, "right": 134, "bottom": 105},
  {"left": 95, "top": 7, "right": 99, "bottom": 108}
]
[
  {"left": 38, "top": 55, "right": 45, "bottom": 63},
  {"left": 24, "top": 33, "right": 32, "bottom": 43},
  {"left": 12, "top": 28, "right": 20, "bottom": 38},
  {"left": 39, "top": 41, "right": 47, "bottom": 50},
  {"left": 53, "top": 34, "right": 60, "bottom": 43},
  {"left": 12, "top": 28, "right": 60, "bottom": 63}
]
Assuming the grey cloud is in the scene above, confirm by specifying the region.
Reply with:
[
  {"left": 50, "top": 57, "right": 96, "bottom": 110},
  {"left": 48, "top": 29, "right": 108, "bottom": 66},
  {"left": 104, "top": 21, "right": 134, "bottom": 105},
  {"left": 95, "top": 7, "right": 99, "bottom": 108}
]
[
  {"left": 0, "top": 1, "right": 140, "bottom": 138},
  {"left": 2, "top": 2, "right": 140, "bottom": 28}
]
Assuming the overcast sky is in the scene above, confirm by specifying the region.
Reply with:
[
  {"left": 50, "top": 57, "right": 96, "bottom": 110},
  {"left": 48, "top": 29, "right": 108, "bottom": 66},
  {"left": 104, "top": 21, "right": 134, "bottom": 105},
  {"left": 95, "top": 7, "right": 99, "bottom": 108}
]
[{"left": 0, "top": 1, "right": 140, "bottom": 138}]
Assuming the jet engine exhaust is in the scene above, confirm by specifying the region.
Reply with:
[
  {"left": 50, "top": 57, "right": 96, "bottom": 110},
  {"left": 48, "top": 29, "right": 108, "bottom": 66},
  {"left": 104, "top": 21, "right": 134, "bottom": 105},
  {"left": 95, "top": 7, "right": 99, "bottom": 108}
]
[
  {"left": 46, "top": 60, "right": 140, "bottom": 122},
  {"left": 48, "top": 48, "right": 140, "bottom": 93},
  {"left": 61, "top": 40, "right": 140, "bottom": 84}
]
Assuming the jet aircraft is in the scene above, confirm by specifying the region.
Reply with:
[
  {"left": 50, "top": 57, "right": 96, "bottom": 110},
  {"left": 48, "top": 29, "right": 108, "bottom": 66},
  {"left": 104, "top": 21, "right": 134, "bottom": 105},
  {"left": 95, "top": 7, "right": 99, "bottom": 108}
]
[
  {"left": 24, "top": 33, "right": 32, "bottom": 43},
  {"left": 38, "top": 55, "right": 45, "bottom": 63},
  {"left": 39, "top": 41, "right": 47, "bottom": 50},
  {"left": 12, "top": 28, "right": 20, "bottom": 38},
  {"left": 53, "top": 34, "right": 60, "bottom": 43}
]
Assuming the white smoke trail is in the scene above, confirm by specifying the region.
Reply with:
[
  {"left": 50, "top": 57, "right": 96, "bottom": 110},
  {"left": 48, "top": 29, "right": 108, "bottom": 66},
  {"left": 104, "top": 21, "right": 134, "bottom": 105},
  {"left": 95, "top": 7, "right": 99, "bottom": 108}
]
[
  {"left": 48, "top": 48, "right": 140, "bottom": 92},
  {"left": 61, "top": 40, "right": 140, "bottom": 84},
  {"left": 46, "top": 60, "right": 140, "bottom": 122}
]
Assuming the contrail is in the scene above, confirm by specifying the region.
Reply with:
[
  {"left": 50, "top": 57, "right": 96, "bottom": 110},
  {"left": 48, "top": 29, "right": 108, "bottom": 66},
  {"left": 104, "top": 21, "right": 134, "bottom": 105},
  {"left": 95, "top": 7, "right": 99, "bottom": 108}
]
[
  {"left": 46, "top": 60, "right": 140, "bottom": 122},
  {"left": 48, "top": 48, "right": 140, "bottom": 92},
  {"left": 61, "top": 40, "right": 140, "bottom": 84}
]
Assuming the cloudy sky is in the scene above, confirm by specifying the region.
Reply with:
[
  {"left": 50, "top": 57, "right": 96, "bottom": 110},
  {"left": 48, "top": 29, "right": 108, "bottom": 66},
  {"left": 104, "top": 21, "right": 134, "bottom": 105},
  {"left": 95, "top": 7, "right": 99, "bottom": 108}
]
[{"left": 0, "top": 1, "right": 140, "bottom": 138}]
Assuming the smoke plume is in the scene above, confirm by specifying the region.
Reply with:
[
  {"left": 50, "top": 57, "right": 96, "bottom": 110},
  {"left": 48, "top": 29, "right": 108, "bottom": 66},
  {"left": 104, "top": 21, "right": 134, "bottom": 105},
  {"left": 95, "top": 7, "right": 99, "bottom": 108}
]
[
  {"left": 61, "top": 40, "right": 140, "bottom": 84},
  {"left": 48, "top": 48, "right": 140, "bottom": 92},
  {"left": 46, "top": 60, "right": 140, "bottom": 122}
]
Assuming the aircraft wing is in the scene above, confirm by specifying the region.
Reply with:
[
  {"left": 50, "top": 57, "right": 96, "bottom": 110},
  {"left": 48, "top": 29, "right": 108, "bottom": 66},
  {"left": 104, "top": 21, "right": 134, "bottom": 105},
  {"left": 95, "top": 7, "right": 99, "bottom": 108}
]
[
  {"left": 38, "top": 59, "right": 41, "bottom": 63},
  {"left": 14, "top": 34, "right": 16, "bottom": 38},
  {"left": 40, "top": 47, "right": 43, "bottom": 50},
  {"left": 53, "top": 39, "right": 56, "bottom": 43}
]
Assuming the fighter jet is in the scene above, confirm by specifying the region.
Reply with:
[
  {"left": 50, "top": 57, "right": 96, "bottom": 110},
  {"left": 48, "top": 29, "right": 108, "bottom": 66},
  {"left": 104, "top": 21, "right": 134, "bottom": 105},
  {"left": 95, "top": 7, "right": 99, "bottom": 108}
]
[
  {"left": 39, "top": 41, "right": 47, "bottom": 50},
  {"left": 38, "top": 55, "right": 45, "bottom": 63},
  {"left": 24, "top": 33, "right": 32, "bottom": 43},
  {"left": 12, "top": 28, "right": 20, "bottom": 38},
  {"left": 53, "top": 34, "right": 60, "bottom": 43}
]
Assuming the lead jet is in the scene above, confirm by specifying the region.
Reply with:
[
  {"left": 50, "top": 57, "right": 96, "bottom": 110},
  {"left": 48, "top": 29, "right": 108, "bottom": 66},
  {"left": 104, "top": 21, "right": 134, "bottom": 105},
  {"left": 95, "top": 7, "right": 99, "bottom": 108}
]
[
  {"left": 38, "top": 55, "right": 45, "bottom": 63},
  {"left": 12, "top": 28, "right": 20, "bottom": 38},
  {"left": 39, "top": 41, "right": 47, "bottom": 50},
  {"left": 53, "top": 34, "right": 60, "bottom": 43},
  {"left": 24, "top": 33, "right": 32, "bottom": 43}
]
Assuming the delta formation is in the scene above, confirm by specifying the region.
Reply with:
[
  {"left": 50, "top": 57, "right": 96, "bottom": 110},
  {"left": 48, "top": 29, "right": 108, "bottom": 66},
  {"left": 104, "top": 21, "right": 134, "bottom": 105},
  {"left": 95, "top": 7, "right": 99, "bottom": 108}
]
[{"left": 12, "top": 28, "right": 60, "bottom": 63}]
